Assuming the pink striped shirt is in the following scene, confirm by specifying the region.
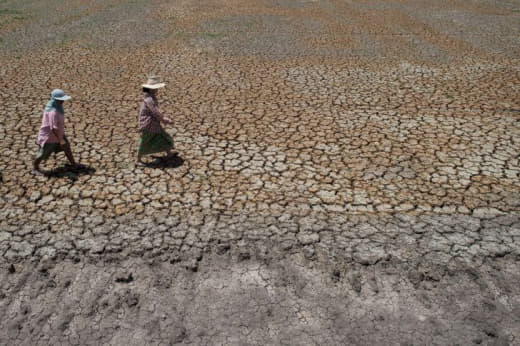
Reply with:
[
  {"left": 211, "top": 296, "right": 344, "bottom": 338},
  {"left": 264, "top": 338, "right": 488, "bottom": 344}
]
[{"left": 37, "top": 110, "right": 65, "bottom": 146}]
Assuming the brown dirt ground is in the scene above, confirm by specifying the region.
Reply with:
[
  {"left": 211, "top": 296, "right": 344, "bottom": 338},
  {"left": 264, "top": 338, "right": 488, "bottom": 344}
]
[{"left": 1, "top": 0, "right": 519, "bottom": 344}]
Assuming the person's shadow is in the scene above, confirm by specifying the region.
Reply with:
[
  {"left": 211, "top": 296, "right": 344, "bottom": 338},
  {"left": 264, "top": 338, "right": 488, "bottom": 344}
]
[
  {"left": 148, "top": 154, "right": 184, "bottom": 169},
  {"left": 45, "top": 164, "right": 96, "bottom": 182}
]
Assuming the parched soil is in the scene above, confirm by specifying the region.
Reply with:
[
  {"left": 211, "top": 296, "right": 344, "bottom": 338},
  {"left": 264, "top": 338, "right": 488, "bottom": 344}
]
[{"left": 0, "top": 0, "right": 519, "bottom": 344}]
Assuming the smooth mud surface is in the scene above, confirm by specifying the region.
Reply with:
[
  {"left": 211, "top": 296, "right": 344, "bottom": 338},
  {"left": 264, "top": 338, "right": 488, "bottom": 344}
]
[{"left": 2, "top": 253, "right": 519, "bottom": 345}]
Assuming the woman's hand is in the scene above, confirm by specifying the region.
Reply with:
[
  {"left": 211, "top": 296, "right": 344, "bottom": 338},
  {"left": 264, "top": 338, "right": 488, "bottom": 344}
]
[{"left": 60, "top": 139, "right": 66, "bottom": 146}]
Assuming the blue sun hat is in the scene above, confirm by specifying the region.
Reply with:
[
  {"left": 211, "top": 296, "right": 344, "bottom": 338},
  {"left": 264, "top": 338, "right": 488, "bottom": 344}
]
[
  {"left": 45, "top": 89, "right": 71, "bottom": 113},
  {"left": 51, "top": 89, "right": 71, "bottom": 101}
]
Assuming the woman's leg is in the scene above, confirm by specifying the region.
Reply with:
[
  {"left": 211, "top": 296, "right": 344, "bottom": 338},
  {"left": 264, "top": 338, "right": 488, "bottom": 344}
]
[
  {"left": 63, "top": 145, "right": 77, "bottom": 166},
  {"left": 32, "top": 157, "right": 44, "bottom": 175},
  {"left": 32, "top": 145, "right": 49, "bottom": 175},
  {"left": 137, "top": 133, "right": 147, "bottom": 164},
  {"left": 136, "top": 142, "right": 146, "bottom": 166},
  {"left": 163, "top": 131, "right": 176, "bottom": 157}
]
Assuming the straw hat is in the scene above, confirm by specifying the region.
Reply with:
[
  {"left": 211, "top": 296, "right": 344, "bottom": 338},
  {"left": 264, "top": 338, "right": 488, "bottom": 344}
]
[
  {"left": 51, "top": 89, "right": 71, "bottom": 101},
  {"left": 142, "top": 76, "right": 165, "bottom": 89}
]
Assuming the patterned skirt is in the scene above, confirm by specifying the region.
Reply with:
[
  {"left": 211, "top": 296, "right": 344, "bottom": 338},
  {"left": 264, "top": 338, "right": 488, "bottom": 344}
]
[{"left": 138, "top": 130, "right": 174, "bottom": 156}]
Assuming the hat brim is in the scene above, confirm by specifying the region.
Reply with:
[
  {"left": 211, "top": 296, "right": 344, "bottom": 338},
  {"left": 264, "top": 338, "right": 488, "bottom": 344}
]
[
  {"left": 142, "top": 83, "right": 166, "bottom": 89},
  {"left": 54, "top": 95, "right": 71, "bottom": 101}
]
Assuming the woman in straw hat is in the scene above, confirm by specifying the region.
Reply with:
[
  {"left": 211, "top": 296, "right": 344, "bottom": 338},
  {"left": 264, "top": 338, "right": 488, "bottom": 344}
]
[
  {"left": 32, "top": 89, "right": 82, "bottom": 175},
  {"left": 136, "top": 76, "right": 175, "bottom": 166}
]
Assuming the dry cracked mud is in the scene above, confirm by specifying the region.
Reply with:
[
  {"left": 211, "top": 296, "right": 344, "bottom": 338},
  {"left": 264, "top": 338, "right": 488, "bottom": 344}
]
[{"left": 0, "top": 0, "right": 519, "bottom": 344}]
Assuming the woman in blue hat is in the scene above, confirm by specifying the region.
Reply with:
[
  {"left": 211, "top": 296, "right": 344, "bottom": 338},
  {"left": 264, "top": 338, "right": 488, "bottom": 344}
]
[{"left": 32, "top": 89, "right": 81, "bottom": 175}]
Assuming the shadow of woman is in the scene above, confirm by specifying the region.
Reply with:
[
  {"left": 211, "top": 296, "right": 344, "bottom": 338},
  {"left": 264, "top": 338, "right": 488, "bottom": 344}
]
[
  {"left": 45, "top": 164, "right": 97, "bottom": 182},
  {"left": 148, "top": 154, "right": 185, "bottom": 169}
]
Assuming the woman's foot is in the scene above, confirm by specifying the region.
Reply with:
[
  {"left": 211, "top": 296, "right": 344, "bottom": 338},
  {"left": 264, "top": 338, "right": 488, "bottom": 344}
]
[
  {"left": 65, "top": 163, "right": 86, "bottom": 170},
  {"left": 166, "top": 151, "right": 178, "bottom": 158},
  {"left": 31, "top": 169, "right": 45, "bottom": 176},
  {"left": 136, "top": 161, "right": 147, "bottom": 167}
]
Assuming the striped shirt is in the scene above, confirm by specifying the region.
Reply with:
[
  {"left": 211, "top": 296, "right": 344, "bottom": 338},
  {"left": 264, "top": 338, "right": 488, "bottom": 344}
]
[{"left": 139, "top": 93, "right": 165, "bottom": 133}]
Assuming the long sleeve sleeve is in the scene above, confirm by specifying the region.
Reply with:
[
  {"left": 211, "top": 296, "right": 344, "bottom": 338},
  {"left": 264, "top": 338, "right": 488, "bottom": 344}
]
[
  {"left": 139, "top": 95, "right": 166, "bottom": 133},
  {"left": 144, "top": 98, "right": 165, "bottom": 123}
]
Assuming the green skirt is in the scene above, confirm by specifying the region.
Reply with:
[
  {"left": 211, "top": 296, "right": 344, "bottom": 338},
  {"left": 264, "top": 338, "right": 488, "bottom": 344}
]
[{"left": 138, "top": 130, "right": 174, "bottom": 156}]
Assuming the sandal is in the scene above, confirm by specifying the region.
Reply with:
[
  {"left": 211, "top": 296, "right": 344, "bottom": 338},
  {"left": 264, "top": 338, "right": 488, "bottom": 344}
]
[{"left": 65, "top": 163, "right": 86, "bottom": 169}]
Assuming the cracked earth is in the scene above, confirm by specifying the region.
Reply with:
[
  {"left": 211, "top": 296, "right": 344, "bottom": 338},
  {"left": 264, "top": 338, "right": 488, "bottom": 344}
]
[{"left": 1, "top": 0, "right": 519, "bottom": 344}]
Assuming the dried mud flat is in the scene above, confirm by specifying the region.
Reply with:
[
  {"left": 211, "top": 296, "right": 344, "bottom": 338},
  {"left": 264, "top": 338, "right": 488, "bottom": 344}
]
[{"left": 1, "top": 0, "right": 519, "bottom": 344}]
